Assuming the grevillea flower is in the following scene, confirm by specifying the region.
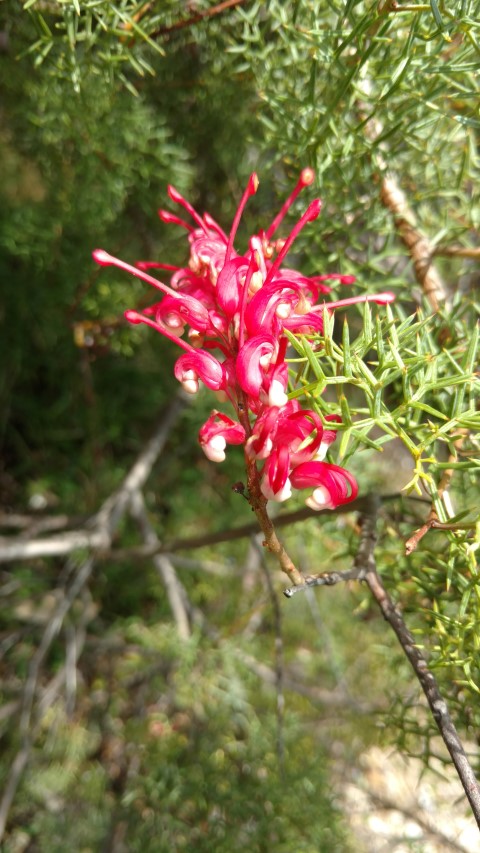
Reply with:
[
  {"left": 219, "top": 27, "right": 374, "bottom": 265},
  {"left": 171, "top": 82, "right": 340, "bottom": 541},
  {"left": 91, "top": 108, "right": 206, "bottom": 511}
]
[
  {"left": 199, "top": 412, "right": 246, "bottom": 462},
  {"left": 290, "top": 461, "right": 358, "bottom": 510},
  {"left": 93, "top": 170, "right": 395, "bottom": 511}
]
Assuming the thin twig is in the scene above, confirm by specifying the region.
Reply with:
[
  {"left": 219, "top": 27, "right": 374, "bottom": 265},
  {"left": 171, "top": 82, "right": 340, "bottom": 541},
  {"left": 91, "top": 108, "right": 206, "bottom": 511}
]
[
  {"left": 284, "top": 565, "right": 363, "bottom": 598},
  {"left": 128, "top": 490, "right": 192, "bottom": 640},
  {"left": 0, "top": 492, "right": 418, "bottom": 565},
  {"left": 405, "top": 435, "right": 467, "bottom": 555},
  {"left": 404, "top": 516, "right": 477, "bottom": 555},
  {"left": 358, "top": 498, "right": 480, "bottom": 829},
  {"left": 433, "top": 245, "right": 480, "bottom": 259},
  {"left": 0, "top": 512, "right": 86, "bottom": 533}
]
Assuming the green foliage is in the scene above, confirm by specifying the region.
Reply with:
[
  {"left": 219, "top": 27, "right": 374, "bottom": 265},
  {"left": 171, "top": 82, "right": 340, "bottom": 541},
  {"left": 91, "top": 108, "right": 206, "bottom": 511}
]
[
  {"left": 288, "top": 299, "right": 479, "bottom": 488},
  {"left": 1, "top": 0, "right": 480, "bottom": 845},
  {"left": 2, "top": 624, "right": 349, "bottom": 852},
  {"left": 287, "top": 295, "right": 480, "bottom": 711}
]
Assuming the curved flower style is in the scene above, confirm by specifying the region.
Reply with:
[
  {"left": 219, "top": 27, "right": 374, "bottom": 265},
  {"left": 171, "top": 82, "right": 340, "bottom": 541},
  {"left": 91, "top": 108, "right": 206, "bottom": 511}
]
[
  {"left": 199, "top": 411, "right": 246, "bottom": 462},
  {"left": 290, "top": 461, "right": 358, "bottom": 510},
  {"left": 93, "top": 170, "right": 395, "bottom": 511}
]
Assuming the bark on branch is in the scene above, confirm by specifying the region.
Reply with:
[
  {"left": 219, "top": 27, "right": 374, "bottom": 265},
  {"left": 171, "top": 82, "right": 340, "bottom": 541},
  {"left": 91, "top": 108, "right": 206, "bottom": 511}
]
[{"left": 359, "top": 499, "right": 480, "bottom": 828}]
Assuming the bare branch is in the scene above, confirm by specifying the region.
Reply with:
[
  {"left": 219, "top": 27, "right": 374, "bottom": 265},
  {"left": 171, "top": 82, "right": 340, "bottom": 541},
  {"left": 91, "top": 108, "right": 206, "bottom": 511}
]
[
  {"left": 0, "top": 392, "right": 189, "bottom": 565},
  {"left": 379, "top": 176, "right": 448, "bottom": 312},
  {"left": 0, "top": 397, "right": 187, "bottom": 841},
  {"left": 128, "top": 490, "right": 192, "bottom": 640},
  {"left": 284, "top": 565, "right": 363, "bottom": 598},
  {"left": 357, "top": 498, "right": 480, "bottom": 829},
  {"left": 0, "top": 492, "right": 417, "bottom": 566},
  {"left": 0, "top": 512, "right": 86, "bottom": 533},
  {"left": 283, "top": 496, "right": 480, "bottom": 827},
  {"left": 359, "top": 86, "right": 448, "bottom": 312},
  {"left": 0, "top": 529, "right": 107, "bottom": 563}
]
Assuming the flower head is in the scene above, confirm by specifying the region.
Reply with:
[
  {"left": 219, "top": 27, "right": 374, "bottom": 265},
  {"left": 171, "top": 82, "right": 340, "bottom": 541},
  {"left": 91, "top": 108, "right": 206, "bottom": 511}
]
[{"left": 94, "top": 171, "right": 394, "bottom": 511}]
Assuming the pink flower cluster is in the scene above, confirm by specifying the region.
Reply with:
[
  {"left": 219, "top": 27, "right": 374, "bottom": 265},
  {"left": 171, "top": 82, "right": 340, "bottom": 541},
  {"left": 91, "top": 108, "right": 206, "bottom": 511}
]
[{"left": 93, "top": 170, "right": 394, "bottom": 511}]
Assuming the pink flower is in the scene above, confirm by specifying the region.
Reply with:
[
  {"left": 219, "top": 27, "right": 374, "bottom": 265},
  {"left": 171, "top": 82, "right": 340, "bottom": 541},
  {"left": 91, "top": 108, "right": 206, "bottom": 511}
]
[
  {"left": 173, "top": 350, "right": 225, "bottom": 394},
  {"left": 199, "top": 412, "right": 245, "bottom": 462},
  {"left": 235, "top": 335, "right": 278, "bottom": 399},
  {"left": 290, "top": 461, "right": 358, "bottom": 510},
  {"left": 261, "top": 445, "right": 293, "bottom": 503},
  {"left": 93, "top": 169, "right": 395, "bottom": 512}
]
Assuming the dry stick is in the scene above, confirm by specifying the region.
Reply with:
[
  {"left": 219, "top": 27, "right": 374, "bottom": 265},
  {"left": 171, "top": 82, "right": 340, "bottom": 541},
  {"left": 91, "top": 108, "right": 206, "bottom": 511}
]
[
  {"left": 128, "top": 490, "right": 191, "bottom": 641},
  {"left": 0, "top": 392, "right": 189, "bottom": 565},
  {"left": 357, "top": 499, "right": 480, "bottom": 830},
  {"left": 0, "top": 512, "right": 87, "bottom": 534},
  {"left": 360, "top": 88, "right": 448, "bottom": 313},
  {"left": 0, "top": 396, "right": 187, "bottom": 842},
  {"left": 0, "top": 528, "right": 107, "bottom": 563},
  {"left": 0, "top": 505, "right": 335, "bottom": 564},
  {"left": 284, "top": 565, "right": 363, "bottom": 598},
  {"left": 0, "top": 492, "right": 424, "bottom": 565}
]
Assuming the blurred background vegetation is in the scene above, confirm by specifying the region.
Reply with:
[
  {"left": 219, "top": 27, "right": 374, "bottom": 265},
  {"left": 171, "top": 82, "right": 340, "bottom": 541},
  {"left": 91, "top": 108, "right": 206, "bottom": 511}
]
[{"left": 0, "top": 1, "right": 479, "bottom": 849}]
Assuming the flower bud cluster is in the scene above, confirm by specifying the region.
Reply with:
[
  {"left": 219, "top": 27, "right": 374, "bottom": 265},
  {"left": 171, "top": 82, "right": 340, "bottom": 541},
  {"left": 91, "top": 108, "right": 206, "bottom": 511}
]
[{"left": 93, "top": 171, "right": 394, "bottom": 510}]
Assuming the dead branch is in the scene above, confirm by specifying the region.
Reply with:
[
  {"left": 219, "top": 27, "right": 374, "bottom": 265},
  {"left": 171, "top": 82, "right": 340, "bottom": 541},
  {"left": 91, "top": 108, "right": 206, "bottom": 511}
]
[
  {"left": 0, "top": 396, "right": 187, "bottom": 842},
  {"left": 0, "top": 392, "right": 189, "bottom": 565},
  {"left": 128, "top": 490, "right": 192, "bottom": 640},
  {"left": 284, "top": 565, "right": 364, "bottom": 598},
  {"left": 283, "top": 496, "right": 480, "bottom": 828},
  {"left": 0, "top": 512, "right": 86, "bottom": 533}
]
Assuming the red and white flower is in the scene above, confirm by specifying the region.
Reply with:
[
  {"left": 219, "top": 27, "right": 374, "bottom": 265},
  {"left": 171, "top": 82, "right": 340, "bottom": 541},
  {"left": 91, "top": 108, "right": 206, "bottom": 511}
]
[{"left": 94, "top": 170, "right": 395, "bottom": 511}]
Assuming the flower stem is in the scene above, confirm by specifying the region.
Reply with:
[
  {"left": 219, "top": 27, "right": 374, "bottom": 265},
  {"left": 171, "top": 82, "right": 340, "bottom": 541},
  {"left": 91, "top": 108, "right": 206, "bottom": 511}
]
[
  {"left": 235, "top": 390, "right": 305, "bottom": 586},
  {"left": 246, "top": 458, "right": 305, "bottom": 587}
]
